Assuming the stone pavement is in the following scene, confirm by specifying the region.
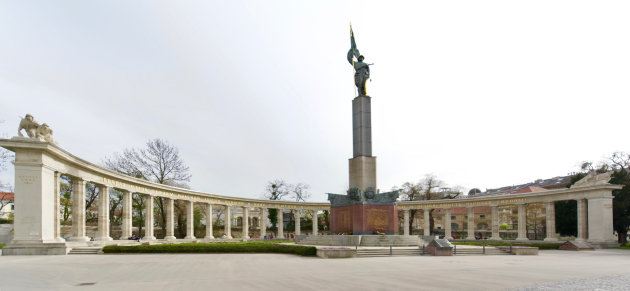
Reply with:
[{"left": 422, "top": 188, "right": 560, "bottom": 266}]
[{"left": 0, "top": 249, "right": 629, "bottom": 290}]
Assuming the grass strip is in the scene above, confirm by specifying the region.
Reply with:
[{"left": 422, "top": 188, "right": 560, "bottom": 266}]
[
  {"left": 102, "top": 242, "right": 317, "bottom": 256},
  {"left": 618, "top": 243, "right": 630, "bottom": 250},
  {"left": 452, "top": 242, "right": 562, "bottom": 250}
]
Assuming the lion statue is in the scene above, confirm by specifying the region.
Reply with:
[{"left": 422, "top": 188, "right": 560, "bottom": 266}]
[{"left": 17, "top": 114, "right": 55, "bottom": 143}]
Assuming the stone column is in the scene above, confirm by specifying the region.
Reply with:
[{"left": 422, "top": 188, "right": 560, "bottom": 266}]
[
  {"left": 466, "top": 207, "right": 475, "bottom": 240},
  {"left": 277, "top": 209, "right": 284, "bottom": 239},
  {"left": 424, "top": 209, "right": 431, "bottom": 237},
  {"left": 164, "top": 198, "right": 176, "bottom": 241},
  {"left": 403, "top": 209, "right": 410, "bottom": 236},
  {"left": 120, "top": 190, "right": 132, "bottom": 239},
  {"left": 205, "top": 204, "right": 214, "bottom": 240},
  {"left": 587, "top": 197, "right": 616, "bottom": 244},
  {"left": 294, "top": 210, "right": 301, "bottom": 236},
  {"left": 242, "top": 206, "right": 250, "bottom": 240},
  {"left": 516, "top": 204, "right": 529, "bottom": 241},
  {"left": 143, "top": 194, "right": 156, "bottom": 241},
  {"left": 312, "top": 210, "right": 318, "bottom": 236},
  {"left": 224, "top": 205, "right": 232, "bottom": 239},
  {"left": 69, "top": 178, "right": 89, "bottom": 242},
  {"left": 185, "top": 200, "right": 195, "bottom": 240},
  {"left": 577, "top": 199, "right": 588, "bottom": 241},
  {"left": 544, "top": 201, "right": 557, "bottom": 242},
  {"left": 53, "top": 172, "right": 64, "bottom": 242},
  {"left": 260, "top": 208, "right": 267, "bottom": 238},
  {"left": 490, "top": 205, "right": 501, "bottom": 240},
  {"left": 95, "top": 185, "right": 112, "bottom": 241},
  {"left": 444, "top": 208, "right": 453, "bottom": 240}
]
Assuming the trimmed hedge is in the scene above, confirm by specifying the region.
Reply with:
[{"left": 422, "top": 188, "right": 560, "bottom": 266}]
[
  {"left": 103, "top": 242, "right": 317, "bottom": 256},
  {"left": 452, "top": 242, "right": 563, "bottom": 250}
]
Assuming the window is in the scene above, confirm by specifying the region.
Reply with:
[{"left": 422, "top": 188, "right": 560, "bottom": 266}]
[
  {"left": 451, "top": 216, "right": 456, "bottom": 220},
  {"left": 11, "top": 205, "right": 14, "bottom": 210},
  {"left": 479, "top": 215, "right": 485, "bottom": 218}
]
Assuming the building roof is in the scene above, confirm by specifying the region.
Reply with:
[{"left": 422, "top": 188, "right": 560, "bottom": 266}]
[
  {"left": 476, "top": 175, "right": 572, "bottom": 196},
  {"left": 0, "top": 192, "right": 14, "bottom": 201}
]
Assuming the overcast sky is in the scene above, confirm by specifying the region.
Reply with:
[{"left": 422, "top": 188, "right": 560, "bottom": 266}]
[{"left": 1, "top": 1, "right": 629, "bottom": 201}]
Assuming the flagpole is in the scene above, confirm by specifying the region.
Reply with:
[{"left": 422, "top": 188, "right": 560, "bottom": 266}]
[{"left": 350, "top": 23, "right": 357, "bottom": 97}]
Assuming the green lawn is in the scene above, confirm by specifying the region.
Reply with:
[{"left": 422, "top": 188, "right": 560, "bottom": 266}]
[
  {"left": 0, "top": 244, "right": 4, "bottom": 249},
  {"left": 452, "top": 242, "right": 562, "bottom": 250},
  {"left": 102, "top": 241, "right": 316, "bottom": 256}
]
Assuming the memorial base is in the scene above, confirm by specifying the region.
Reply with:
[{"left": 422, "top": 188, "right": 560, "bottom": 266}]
[{"left": 330, "top": 204, "right": 398, "bottom": 235}]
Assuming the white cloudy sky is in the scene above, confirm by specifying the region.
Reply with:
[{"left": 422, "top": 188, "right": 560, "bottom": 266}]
[{"left": 1, "top": 1, "right": 629, "bottom": 201}]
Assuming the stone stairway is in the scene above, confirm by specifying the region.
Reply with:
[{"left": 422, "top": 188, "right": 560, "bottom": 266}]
[
  {"left": 453, "top": 245, "right": 510, "bottom": 256},
  {"left": 68, "top": 247, "right": 102, "bottom": 255},
  {"left": 356, "top": 247, "right": 423, "bottom": 257}
]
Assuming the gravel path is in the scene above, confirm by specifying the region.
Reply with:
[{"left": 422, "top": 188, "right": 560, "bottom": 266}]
[{"left": 511, "top": 274, "right": 630, "bottom": 291}]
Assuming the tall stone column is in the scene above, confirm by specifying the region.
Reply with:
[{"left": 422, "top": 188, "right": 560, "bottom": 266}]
[
  {"left": 53, "top": 172, "right": 64, "bottom": 242},
  {"left": 164, "top": 198, "right": 176, "bottom": 241},
  {"left": 242, "top": 206, "right": 250, "bottom": 240},
  {"left": 121, "top": 190, "right": 132, "bottom": 239},
  {"left": 444, "top": 208, "right": 453, "bottom": 240},
  {"left": 544, "top": 201, "right": 557, "bottom": 242},
  {"left": 424, "top": 209, "right": 431, "bottom": 237},
  {"left": 69, "top": 178, "right": 89, "bottom": 242},
  {"left": 185, "top": 200, "right": 195, "bottom": 240},
  {"left": 224, "top": 205, "right": 232, "bottom": 239},
  {"left": 277, "top": 209, "right": 284, "bottom": 239},
  {"left": 466, "top": 207, "right": 475, "bottom": 240},
  {"left": 205, "top": 204, "right": 214, "bottom": 240},
  {"left": 312, "top": 210, "right": 318, "bottom": 236},
  {"left": 294, "top": 210, "right": 301, "bottom": 236},
  {"left": 490, "top": 205, "right": 501, "bottom": 240},
  {"left": 577, "top": 199, "right": 588, "bottom": 241},
  {"left": 95, "top": 185, "right": 112, "bottom": 241},
  {"left": 143, "top": 194, "right": 156, "bottom": 241},
  {"left": 587, "top": 197, "right": 616, "bottom": 244},
  {"left": 403, "top": 209, "right": 410, "bottom": 236},
  {"left": 516, "top": 204, "right": 529, "bottom": 241},
  {"left": 349, "top": 96, "right": 377, "bottom": 192},
  {"left": 260, "top": 208, "right": 267, "bottom": 238}
]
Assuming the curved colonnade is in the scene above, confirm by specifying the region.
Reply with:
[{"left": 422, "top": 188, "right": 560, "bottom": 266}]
[
  {"left": 1, "top": 138, "right": 328, "bottom": 252},
  {"left": 0, "top": 137, "right": 621, "bottom": 254}
]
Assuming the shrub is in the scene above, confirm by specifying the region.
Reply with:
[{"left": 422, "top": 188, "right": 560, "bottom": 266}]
[{"left": 102, "top": 242, "right": 317, "bottom": 256}]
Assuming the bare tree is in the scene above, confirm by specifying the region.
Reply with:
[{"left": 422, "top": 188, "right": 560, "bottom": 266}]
[
  {"left": 264, "top": 179, "right": 291, "bottom": 201},
  {"left": 395, "top": 174, "right": 461, "bottom": 235},
  {"left": 103, "top": 139, "right": 191, "bottom": 238},
  {"left": 0, "top": 120, "right": 14, "bottom": 191},
  {"left": 263, "top": 179, "right": 311, "bottom": 232}
]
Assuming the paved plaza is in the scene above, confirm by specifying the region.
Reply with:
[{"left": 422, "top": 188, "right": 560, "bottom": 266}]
[{"left": 1, "top": 249, "right": 629, "bottom": 290}]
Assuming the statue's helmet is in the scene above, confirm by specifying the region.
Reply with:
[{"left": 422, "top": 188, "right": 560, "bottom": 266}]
[{"left": 358, "top": 55, "right": 365, "bottom": 61}]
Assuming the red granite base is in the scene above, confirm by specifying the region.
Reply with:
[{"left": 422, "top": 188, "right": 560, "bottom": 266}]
[{"left": 330, "top": 204, "right": 398, "bottom": 235}]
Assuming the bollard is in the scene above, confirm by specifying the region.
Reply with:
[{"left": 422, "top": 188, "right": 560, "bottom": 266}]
[
  {"left": 509, "top": 245, "right": 512, "bottom": 254},
  {"left": 422, "top": 245, "right": 425, "bottom": 256},
  {"left": 483, "top": 244, "right": 485, "bottom": 254},
  {"left": 454, "top": 244, "right": 457, "bottom": 255},
  {"left": 390, "top": 245, "right": 392, "bottom": 256}
]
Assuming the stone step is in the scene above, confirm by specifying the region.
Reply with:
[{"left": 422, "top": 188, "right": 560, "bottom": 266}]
[{"left": 68, "top": 247, "right": 101, "bottom": 255}]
